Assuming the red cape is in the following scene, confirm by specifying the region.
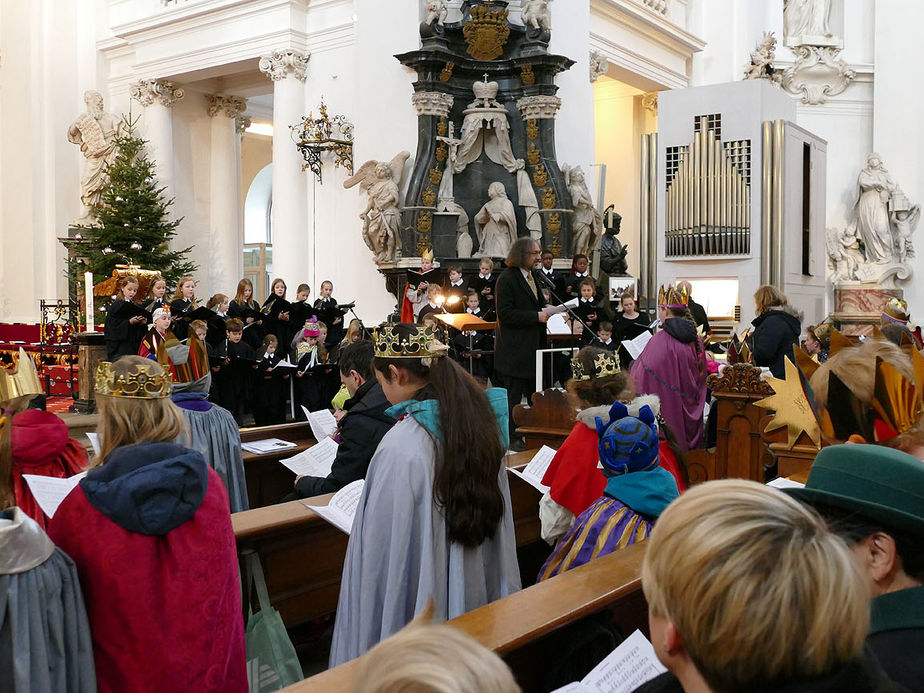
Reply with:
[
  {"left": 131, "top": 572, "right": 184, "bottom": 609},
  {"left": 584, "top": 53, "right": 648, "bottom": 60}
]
[
  {"left": 47, "top": 467, "right": 247, "bottom": 693},
  {"left": 11, "top": 409, "right": 87, "bottom": 530},
  {"left": 401, "top": 282, "right": 415, "bottom": 323}
]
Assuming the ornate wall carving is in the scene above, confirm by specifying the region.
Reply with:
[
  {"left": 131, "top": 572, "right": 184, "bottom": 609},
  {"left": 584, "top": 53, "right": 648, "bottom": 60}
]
[
  {"left": 129, "top": 79, "right": 184, "bottom": 107},
  {"left": 258, "top": 49, "right": 310, "bottom": 82}
]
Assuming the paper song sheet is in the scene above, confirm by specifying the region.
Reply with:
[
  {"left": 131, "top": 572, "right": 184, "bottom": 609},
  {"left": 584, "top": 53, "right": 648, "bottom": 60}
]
[
  {"left": 552, "top": 630, "right": 667, "bottom": 693},
  {"left": 86, "top": 432, "right": 100, "bottom": 456},
  {"left": 303, "top": 406, "right": 338, "bottom": 441},
  {"left": 23, "top": 472, "right": 88, "bottom": 519},
  {"left": 280, "top": 437, "right": 339, "bottom": 478},
  {"left": 305, "top": 479, "right": 364, "bottom": 534},
  {"left": 508, "top": 445, "right": 557, "bottom": 493},
  {"left": 621, "top": 330, "right": 653, "bottom": 361},
  {"left": 543, "top": 298, "right": 579, "bottom": 316},
  {"left": 546, "top": 313, "right": 571, "bottom": 335},
  {"left": 241, "top": 438, "right": 297, "bottom": 454},
  {"left": 766, "top": 476, "right": 805, "bottom": 490}
]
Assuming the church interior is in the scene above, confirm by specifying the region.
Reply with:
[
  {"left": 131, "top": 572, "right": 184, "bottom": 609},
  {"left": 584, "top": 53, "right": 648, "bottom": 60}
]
[{"left": 1, "top": 1, "right": 922, "bottom": 692}]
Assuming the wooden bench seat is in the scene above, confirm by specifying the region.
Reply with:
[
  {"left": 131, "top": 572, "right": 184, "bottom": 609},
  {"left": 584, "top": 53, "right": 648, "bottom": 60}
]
[{"left": 286, "top": 541, "right": 648, "bottom": 692}]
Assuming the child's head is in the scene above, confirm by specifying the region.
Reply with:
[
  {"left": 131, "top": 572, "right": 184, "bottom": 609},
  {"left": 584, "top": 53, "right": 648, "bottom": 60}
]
[
  {"left": 208, "top": 293, "right": 229, "bottom": 313},
  {"left": 117, "top": 275, "right": 139, "bottom": 300},
  {"left": 235, "top": 278, "right": 254, "bottom": 302},
  {"left": 318, "top": 322, "right": 328, "bottom": 342},
  {"left": 152, "top": 307, "right": 171, "bottom": 333},
  {"left": 174, "top": 276, "right": 196, "bottom": 301},
  {"left": 466, "top": 291, "right": 480, "bottom": 311},
  {"left": 262, "top": 334, "right": 278, "bottom": 354},
  {"left": 320, "top": 280, "right": 333, "bottom": 298},
  {"left": 620, "top": 294, "right": 636, "bottom": 313},
  {"left": 346, "top": 318, "right": 363, "bottom": 343},
  {"left": 572, "top": 254, "right": 589, "bottom": 274},
  {"left": 598, "top": 321, "right": 613, "bottom": 342},
  {"left": 421, "top": 314, "right": 439, "bottom": 329},
  {"left": 421, "top": 257, "right": 434, "bottom": 272},
  {"left": 541, "top": 251, "right": 554, "bottom": 270},
  {"left": 427, "top": 284, "right": 443, "bottom": 302},
  {"left": 479, "top": 257, "right": 494, "bottom": 275},
  {"left": 302, "top": 318, "right": 321, "bottom": 343},
  {"left": 296, "top": 283, "right": 310, "bottom": 302},
  {"left": 190, "top": 319, "right": 208, "bottom": 342},
  {"left": 149, "top": 276, "right": 167, "bottom": 299},
  {"left": 579, "top": 278, "right": 596, "bottom": 299},
  {"left": 226, "top": 318, "right": 244, "bottom": 342},
  {"left": 271, "top": 278, "right": 287, "bottom": 297},
  {"left": 448, "top": 265, "right": 462, "bottom": 283}
]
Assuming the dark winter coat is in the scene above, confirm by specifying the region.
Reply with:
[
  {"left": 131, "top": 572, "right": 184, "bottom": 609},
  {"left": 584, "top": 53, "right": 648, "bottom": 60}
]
[
  {"left": 295, "top": 380, "right": 395, "bottom": 498},
  {"left": 494, "top": 266, "right": 546, "bottom": 381},
  {"left": 752, "top": 304, "right": 803, "bottom": 379}
]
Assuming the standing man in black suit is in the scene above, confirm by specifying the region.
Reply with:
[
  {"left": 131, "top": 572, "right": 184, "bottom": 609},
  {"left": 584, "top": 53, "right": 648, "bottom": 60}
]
[
  {"left": 495, "top": 237, "right": 549, "bottom": 450},
  {"left": 676, "top": 280, "right": 710, "bottom": 337}
]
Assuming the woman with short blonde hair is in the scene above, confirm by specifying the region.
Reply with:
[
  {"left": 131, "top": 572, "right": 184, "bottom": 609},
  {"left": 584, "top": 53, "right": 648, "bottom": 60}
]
[{"left": 640, "top": 480, "right": 877, "bottom": 692}]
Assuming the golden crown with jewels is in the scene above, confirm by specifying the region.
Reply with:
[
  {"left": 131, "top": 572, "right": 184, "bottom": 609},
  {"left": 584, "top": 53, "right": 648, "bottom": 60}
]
[
  {"left": 571, "top": 351, "right": 621, "bottom": 381},
  {"left": 0, "top": 348, "right": 43, "bottom": 404},
  {"left": 374, "top": 324, "right": 449, "bottom": 359},
  {"left": 657, "top": 284, "right": 689, "bottom": 308},
  {"left": 95, "top": 361, "right": 172, "bottom": 399}
]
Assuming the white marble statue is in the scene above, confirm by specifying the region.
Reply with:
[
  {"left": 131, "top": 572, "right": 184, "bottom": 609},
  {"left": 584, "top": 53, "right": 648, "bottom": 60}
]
[
  {"left": 425, "top": 0, "right": 448, "bottom": 26},
  {"left": 743, "top": 32, "right": 780, "bottom": 82},
  {"left": 783, "top": 0, "right": 832, "bottom": 44},
  {"left": 891, "top": 188, "right": 920, "bottom": 263},
  {"left": 475, "top": 182, "right": 518, "bottom": 258},
  {"left": 450, "top": 202, "right": 473, "bottom": 258},
  {"left": 67, "top": 90, "right": 124, "bottom": 223},
  {"left": 826, "top": 225, "right": 862, "bottom": 283},
  {"left": 344, "top": 151, "right": 411, "bottom": 265},
  {"left": 853, "top": 153, "right": 897, "bottom": 264},
  {"left": 521, "top": 0, "right": 552, "bottom": 31},
  {"left": 564, "top": 165, "right": 603, "bottom": 257}
]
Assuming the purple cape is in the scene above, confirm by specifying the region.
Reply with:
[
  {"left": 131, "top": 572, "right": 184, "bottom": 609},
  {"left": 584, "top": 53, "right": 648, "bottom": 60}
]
[{"left": 630, "top": 327, "right": 707, "bottom": 451}]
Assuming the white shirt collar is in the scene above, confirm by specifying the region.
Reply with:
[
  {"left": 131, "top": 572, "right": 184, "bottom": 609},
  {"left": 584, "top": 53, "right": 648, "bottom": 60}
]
[
  {"left": 479, "top": 273, "right": 491, "bottom": 280},
  {"left": 428, "top": 301, "right": 438, "bottom": 308},
  {"left": 451, "top": 280, "right": 462, "bottom": 287},
  {"left": 580, "top": 297, "right": 593, "bottom": 303},
  {"left": 466, "top": 307, "right": 479, "bottom": 314},
  {"left": 574, "top": 272, "right": 587, "bottom": 277}
]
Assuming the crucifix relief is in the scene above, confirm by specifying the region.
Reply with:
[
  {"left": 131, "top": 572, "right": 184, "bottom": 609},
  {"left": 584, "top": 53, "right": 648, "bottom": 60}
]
[{"left": 436, "top": 122, "right": 463, "bottom": 211}]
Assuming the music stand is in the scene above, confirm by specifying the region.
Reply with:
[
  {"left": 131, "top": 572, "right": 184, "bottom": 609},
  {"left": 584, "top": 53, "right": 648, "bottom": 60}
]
[{"left": 434, "top": 313, "right": 497, "bottom": 375}]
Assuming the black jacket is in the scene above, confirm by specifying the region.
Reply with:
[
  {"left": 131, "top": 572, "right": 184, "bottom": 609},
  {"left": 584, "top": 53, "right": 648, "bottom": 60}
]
[
  {"left": 294, "top": 380, "right": 395, "bottom": 498},
  {"left": 688, "top": 297, "right": 710, "bottom": 336},
  {"left": 752, "top": 305, "right": 803, "bottom": 379},
  {"left": 494, "top": 266, "right": 546, "bottom": 381},
  {"left": 866, "top": 586, "right": 924, "bottom": 692}
]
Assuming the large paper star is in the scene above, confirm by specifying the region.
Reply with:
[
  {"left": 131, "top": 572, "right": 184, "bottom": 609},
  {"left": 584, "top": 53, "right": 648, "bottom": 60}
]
[{"left": 755, "top": 356, "right": 821, "bottom": 449}]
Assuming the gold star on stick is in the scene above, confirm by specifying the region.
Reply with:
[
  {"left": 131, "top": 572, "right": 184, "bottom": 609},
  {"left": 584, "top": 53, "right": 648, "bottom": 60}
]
[{"left": 755, "top": 356, "right": 821, "bottom": 449}]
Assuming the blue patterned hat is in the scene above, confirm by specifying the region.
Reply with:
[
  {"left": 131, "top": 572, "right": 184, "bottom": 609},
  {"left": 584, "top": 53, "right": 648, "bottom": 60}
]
[{"left": 595, "top": 401, "right": 660, "bottom": 476}]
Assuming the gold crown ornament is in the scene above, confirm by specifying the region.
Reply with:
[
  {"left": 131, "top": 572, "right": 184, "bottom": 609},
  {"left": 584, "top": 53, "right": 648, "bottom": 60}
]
[
  {"left": 657, "top": 284, "right": 689, "bottom": 308},
  {"left": 570, "top": 351, "right": 621, "bottom": 381},
  {"left": 0, "top": 348, "right": 43, "bottom": 404},
  {"left": 95, "top": 361, "right": 172, "bottom": 399},
  {"left": 882, "top": 297, "right": 910, "bottom": 324},
  {"left": 421, "top": 248, "right": 434, "bottom": 262},
  {"left": 374, "top": 324, "right": 449, "bottom": 363}
]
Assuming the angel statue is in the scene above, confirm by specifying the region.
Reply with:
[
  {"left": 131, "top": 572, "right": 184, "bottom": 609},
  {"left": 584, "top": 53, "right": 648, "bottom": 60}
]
[
  {"left": 563, "top": 165, "right": 603, "bottom": 257},
  {"left": 344, "top": 151, "right": 411, "bottom": 265},
  {"left": 891, "top": 188, "right": 920, "bottom": 264},
  {"left": 425, "top": 0, "right": 448, "bottom": 26},
  {"left": 522, "top": 0, "right": 552, "bottom": 32},
  {"left": 743, "top": 32, "right": 780, "bottom": 82}
]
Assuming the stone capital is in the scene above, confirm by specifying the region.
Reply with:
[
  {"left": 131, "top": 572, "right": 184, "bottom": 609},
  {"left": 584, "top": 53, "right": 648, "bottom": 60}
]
[
  {"left": 206, "top": 95, "right": 247, "bottom": 119},
  {"left": 516, "top": 95, "right": 562, "bottom": 120},
  {"left": 411, "top": 91, "right": 454, "bottom": 117},
  {"left": 641, "top": 91, "right": 658, "bottom": 114},
  {"left": 589, "top": 50, "right": 609, "bottom": 83},
  {"left": 236, "top": 116, "right": 252, "bottom": 135},
  {"left": 130, "top": 79, "right": 185, "bottom": 108},
  {"left": 259, "top": 49, "right": 310, "bottom": 82}
]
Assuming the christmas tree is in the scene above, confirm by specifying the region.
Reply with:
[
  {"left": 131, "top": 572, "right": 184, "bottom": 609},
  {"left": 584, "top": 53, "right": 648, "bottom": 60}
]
[{"left": 68, "top": 116, "right": 197, "bottom": 291}]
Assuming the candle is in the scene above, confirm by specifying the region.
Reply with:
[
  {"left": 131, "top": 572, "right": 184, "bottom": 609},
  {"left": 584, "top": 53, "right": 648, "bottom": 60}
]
[{"left": 84, "top": 271, "right": 95, "bottom": 332}]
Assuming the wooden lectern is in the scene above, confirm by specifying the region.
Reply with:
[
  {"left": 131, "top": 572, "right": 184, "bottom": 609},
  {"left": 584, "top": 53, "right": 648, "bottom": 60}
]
[{"left": 434, "top": 313, "right": 496, "bottom": 375}]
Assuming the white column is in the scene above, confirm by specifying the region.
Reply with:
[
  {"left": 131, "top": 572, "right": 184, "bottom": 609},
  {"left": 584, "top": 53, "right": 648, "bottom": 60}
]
[
  {"left": 206, "top": 95, "right": 247, "bottom": 296},
  {"left": 259, "top": 49, "right": 309, "bottom": 288},
  {"left": 129, "top": 79, "right": 184, "bottom": 198}
]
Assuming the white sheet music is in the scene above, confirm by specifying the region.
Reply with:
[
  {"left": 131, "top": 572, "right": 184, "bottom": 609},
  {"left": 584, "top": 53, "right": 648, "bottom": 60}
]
[
  {"left": 305, "top": 479, "right": 364, "bottom": 534},
  {"left": 240, "top": 438, "right": 297, "bottom": 454},
  {"left": 23, "top": 472, "right": 88, "bottom": 519},
  {"left": 508, "top": 445, "right": 556, "bottom": 493},
  {"left": 303, "top": 406, "right": 338, "bottom": 441},
  {"left": 280, "top": 437, "right": 339, "bottom": 478},
  {"left": 552, "top": 630, "right": 667, "bottom": 693},
  {"left": 546, "top": 313, "right": 571, "bottom": 335},
  {"left": 621, "top": 330, "right": 653, "bottom": 361},
  {"left": 86, "top": 432, "right": 100, "bottom": 456},
  {"left": 766, "top": 477, "right": 805, "bottom": 490},
  {"left": 543, "top": 298, "right": 579, "bottom": 316},
  {"left": 272, "top": 359, "right": 298, "bottom": 369}
]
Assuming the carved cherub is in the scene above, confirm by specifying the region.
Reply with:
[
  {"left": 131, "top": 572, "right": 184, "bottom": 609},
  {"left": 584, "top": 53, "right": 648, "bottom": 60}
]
[
  {"left": 521, "top": 0, "right": 552, "bottom": 32},
  {"left": 344, "top": 151, "right": 411, "bottom": 265},
  {"left": 743, "top": 32, "right": 780, "bottom": 82},
  {"left": 425, "top": 0, "right": 448, "bottom": 26}
]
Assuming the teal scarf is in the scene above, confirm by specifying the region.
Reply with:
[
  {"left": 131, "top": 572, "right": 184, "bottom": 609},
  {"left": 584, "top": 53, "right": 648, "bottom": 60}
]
[
  {"left": 604, "top": 466, "right": 679, "bottom": 518},
  {"left": 386, "top": 386, "right": 510, "bottom": 449}
]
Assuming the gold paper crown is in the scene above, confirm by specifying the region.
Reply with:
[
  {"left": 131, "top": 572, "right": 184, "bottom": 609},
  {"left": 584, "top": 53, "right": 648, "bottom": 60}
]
[
  {"left": 95, "top": 361, "right": 172, "bottom": 399},
  {"left": 421, "top": 248, "right": 434, "bottom": 262},
  {"left": 374, "top": 324, "right": 449, "bottom": 359},
  {"left": 811, "top": 322, "right": 833, "bottom": 344},
  {"left": 882, "top": 297, "right": 910, "bottom": 323},
  {"left": 571, "top": 352, "right": 621, "bottom": 381},
  {"left": 0, "top": 349, "right": 43, "bottom": 404},
  {"left": 657, "top": 284, "right": 689, "bottom": 308}
]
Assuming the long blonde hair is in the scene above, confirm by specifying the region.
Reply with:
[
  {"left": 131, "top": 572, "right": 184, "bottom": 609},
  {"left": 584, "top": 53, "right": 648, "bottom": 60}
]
[
  {"left": 233, "top": 278, "right": 257, "bottom": 308},
  {"left": 171, "top": 276, "right": 198, "bottom": 308},
  {"left": 94, "top": 357, "right": 187, "bottom": 467}
]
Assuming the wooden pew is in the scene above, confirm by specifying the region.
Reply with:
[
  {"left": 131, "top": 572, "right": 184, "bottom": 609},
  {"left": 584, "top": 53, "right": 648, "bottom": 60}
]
[
  {"left": 512, "top": 388, "right": 575, "bottom": 450},
  {"left": 240, "top": 421, "right": 316, "bottom": 507},
  {"left": 233, "top": 450, "right": 547, "bottom": 631},
  {"left": 286, "top": 541, "right": 648, "bottom": 692}
]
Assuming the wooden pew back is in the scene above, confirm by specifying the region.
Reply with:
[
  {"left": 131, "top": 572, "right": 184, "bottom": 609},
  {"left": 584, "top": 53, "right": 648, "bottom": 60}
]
[{"left": 240, "top": 421, "right": 316, "bottom": 507}]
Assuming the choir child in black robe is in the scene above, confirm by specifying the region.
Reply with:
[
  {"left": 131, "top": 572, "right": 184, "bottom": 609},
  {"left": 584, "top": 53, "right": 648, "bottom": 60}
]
[
  {"left": 573, "top": 278, "right": 603, "bottom": 345},
  {"left": 314, "top": 280, "right": 345, "bottom": 346},
  {"left": 288, "top": 283, "right": 318, "bottom": 349},
  {"left": 104, "top": 275, "right": 148, "bottom": 361},
  {"left": 169, "top": 275, "right": 198, "bottom": 342},
  {"left": 228, "top": 278, "right": 264, "bottom": 349},
  {"left": 416, "top": 284, "right": 444, "bottom": 324},
  {"left": 451, "top": 291, "right": 493, "bottom": 382},
  {"left": 212, "top": 318, "right": 256, "bottom": 426},
  {"left": 254, "top": 334, "right": 290, "bottom": 426},
  {"left": 614, "top": 293, "right": 652, "bottom": 369},
  {"left": 563, "top": 254, "right": 592, "bottom": 301},
  {"left": 140, "top": 275, "right": 168, "bottom": 313},
  {"left": 261, "top": 278, "right": 292, "bottom": 341},
  {"left": 467, "top": 257, "right": 497, "bottom": 318},
  {"left": 538, "top": 251, "right": 566, "bottom": 304},
  {"left": 442, "top": 264, "right": 468, "bottom": 314},
  {"left": 590, "top": 321, "right": 618, "bottom": 352}
]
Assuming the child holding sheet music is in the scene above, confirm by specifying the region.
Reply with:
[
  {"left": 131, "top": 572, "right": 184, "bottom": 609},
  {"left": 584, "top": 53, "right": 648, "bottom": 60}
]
[
  {"left": 314, "top": 280, "right": 346, "bottom": 346},
  {"left": 141, "top": 274, "right": 168, "bottom": 313},
  {"left": 104, "top": 275, "right": 148, "bottom": 360},
  {"left": 228, "top": 278, "right": 263, "bottom": 349},
  {"left": 212, "top": 318, "right": 256, "bottom": 425},
  {"left": 261, "top": 278, "right": 291, "bottom": 340},
  {"left": 614, "top": 293, "right": 652, "bottom": 369},
  {"left": 169, "top": 276, "right": 198, "bottom": 342},
  {"left": 254, "top": 334, "right": 290, "bottom": 426},
  {"left": 293, "top": 319, "right": 328, "bottom": 413}
]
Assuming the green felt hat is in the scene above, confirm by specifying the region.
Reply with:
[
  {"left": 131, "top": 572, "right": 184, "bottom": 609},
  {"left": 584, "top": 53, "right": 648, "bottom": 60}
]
[{"left": 786, "top": 444, "right": 924, "bottom": 540}]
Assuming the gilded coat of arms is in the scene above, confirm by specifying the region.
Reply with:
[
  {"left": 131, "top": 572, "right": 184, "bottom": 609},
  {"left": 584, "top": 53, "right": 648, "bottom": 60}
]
[{"left": 463, "top": 4, "right": 511, "bottom": 61}]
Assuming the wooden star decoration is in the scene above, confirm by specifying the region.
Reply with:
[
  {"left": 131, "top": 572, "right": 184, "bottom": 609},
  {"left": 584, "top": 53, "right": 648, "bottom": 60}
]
[{"left": 755, "top": 356, "right": 821, "bottom": 449}]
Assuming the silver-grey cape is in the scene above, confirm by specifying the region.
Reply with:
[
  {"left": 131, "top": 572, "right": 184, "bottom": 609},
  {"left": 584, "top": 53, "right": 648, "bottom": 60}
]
[
  {"left": 0, "top": 507, "right": 96, "bottom": 692},
  {"left": 329, "top": 416, "right": 521, "bottom": 666},
  {"left": 180, "top": 403, "right": 250, "bottom": 513}
]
